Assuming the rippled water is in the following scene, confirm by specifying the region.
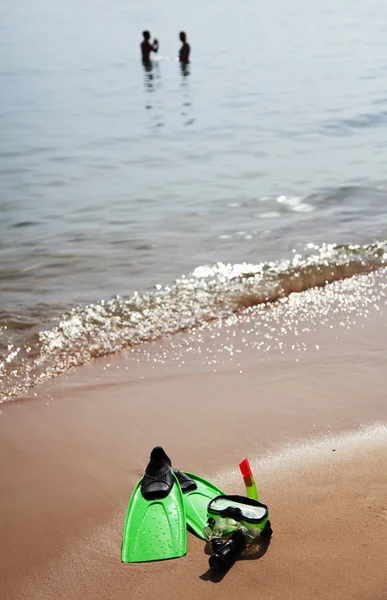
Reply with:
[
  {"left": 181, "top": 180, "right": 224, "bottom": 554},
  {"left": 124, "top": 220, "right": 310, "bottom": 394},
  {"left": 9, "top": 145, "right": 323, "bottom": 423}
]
[{"left": 1, "top": 0, "right": 387, "bottom": 400}]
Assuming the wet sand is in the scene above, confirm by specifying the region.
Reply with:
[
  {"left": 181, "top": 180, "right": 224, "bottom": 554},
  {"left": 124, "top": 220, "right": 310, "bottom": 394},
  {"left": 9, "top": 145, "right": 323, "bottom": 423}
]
[{"left": 1, "top": 273, "right": 387, "bottom": 600}]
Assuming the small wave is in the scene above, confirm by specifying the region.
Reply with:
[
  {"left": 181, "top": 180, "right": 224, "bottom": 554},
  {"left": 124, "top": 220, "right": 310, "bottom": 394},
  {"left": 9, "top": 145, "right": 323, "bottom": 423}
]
[
  {"left": 1, "top": 241, "right": 386, "bottom": 403},
  {"left": 322, "top": 110, "right": 387, "bottom": 136}
]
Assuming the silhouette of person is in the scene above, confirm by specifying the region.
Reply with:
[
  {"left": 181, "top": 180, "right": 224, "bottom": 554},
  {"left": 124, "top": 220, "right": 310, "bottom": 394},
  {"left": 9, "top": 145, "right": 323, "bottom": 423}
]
[
  {"left": 141, "top": 31, "right": 158, "bottom": 63},
  {"left": 179, "top": 32, "right": 190, "bottom": 64}
]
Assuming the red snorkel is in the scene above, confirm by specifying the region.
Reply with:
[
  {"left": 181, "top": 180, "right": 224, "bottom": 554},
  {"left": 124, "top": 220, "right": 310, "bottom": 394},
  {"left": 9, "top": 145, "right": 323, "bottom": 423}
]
[{"left": 239, "top": 457, "right": 258, "bottom": 501}]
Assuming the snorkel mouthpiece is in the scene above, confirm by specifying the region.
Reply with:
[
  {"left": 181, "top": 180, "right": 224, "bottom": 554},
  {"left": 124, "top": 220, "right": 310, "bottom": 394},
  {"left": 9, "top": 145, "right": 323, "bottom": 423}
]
[{"left": 209, "top": 531, "right": 246, "bottom": 572}]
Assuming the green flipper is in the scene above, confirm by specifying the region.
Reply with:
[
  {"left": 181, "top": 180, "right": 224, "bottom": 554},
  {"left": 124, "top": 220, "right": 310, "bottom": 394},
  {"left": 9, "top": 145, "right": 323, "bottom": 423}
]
[
  {"left": 121, "top": 447, "right": 186, "bottom": 563},
  {"left": 175, "top": 470, "right": 225, "bottom": 539}
]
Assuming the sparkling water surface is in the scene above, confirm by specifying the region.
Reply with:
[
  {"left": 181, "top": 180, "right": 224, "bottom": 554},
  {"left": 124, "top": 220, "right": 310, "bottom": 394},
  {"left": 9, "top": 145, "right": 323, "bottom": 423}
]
[{"left": 1, "top": 0, "right": 387, "bottom": 399}]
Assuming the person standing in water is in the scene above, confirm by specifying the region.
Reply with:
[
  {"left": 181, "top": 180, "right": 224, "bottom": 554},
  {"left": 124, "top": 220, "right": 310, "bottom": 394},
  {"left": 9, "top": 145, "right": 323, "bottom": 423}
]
[
  {"left": 141, "top": 31, "right": 158, "bottom": 62},
  {"left": 179, "top": 31, "right": 190, "bottom": 63}
]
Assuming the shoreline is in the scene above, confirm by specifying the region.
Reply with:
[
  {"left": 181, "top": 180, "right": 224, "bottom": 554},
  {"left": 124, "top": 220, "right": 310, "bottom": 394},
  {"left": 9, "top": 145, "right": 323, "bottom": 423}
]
[{"left": 1, "top": 273, "right": 387, "bottom": 599}]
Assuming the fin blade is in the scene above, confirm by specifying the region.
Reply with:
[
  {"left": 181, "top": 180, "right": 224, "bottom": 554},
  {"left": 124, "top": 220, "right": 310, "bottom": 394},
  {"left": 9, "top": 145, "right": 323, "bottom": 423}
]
[
  {"left": 181, "top": 472, "right": 225, "bottom": 539},
  {"left": 122, "top": 474, "right": 186, "bottom": 563}
]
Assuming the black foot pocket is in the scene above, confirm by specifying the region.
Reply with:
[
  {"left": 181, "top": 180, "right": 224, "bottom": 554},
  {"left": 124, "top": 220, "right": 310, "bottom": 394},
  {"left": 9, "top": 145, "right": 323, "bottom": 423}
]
[
  {"left": 174, "top": 470, "right": 198, "bottom": 493},
  {"left": 141, "top": 446, "right": 173, "bottom": 500}
]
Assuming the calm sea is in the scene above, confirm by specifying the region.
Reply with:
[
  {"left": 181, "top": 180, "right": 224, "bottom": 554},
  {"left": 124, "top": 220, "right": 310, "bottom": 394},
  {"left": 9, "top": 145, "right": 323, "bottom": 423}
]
[{"left": 1, "top": 0, "right": 387, "bottom": 400}]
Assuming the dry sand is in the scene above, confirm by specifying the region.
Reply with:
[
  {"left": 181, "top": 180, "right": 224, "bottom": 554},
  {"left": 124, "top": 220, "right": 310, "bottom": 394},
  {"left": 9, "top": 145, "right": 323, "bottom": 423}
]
[{"left": 1, "top": 272, "right": 387, "bottom": 599}]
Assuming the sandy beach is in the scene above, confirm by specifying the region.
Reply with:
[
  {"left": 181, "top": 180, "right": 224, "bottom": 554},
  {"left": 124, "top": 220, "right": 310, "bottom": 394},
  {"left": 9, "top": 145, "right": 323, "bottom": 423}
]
[{"left": 1, "top": 271, "right": 387, "bottom": 600}]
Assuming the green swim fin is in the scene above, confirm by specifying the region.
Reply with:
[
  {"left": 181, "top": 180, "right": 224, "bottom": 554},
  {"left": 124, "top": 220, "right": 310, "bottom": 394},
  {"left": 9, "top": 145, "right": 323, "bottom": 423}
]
[
  {"left": 121, "top": 447, "right": 187, "bottom": 563},
  {"left": 174, "top": 470, "right": 225, "bottom": 539}
]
